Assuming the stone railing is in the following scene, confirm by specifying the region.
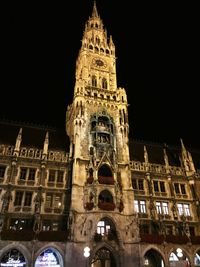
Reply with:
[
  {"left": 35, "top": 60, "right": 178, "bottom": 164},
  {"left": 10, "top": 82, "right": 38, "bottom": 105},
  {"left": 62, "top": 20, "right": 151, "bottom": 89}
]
[
  {"left": 130, "top": 161, "right": 183, "bottom": 175},
  {"left": 0, "top": 144, "right": 68, "bottom": 162}
]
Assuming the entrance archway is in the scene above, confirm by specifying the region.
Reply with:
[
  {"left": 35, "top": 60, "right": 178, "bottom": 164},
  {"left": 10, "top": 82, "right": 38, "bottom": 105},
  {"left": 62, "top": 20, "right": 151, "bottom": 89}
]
[
  {"left": 144, "top": 249, "right": 165, "bottom": 267},
  {"left": 91, "top": 247, "right": 116, "bottom": 267}
]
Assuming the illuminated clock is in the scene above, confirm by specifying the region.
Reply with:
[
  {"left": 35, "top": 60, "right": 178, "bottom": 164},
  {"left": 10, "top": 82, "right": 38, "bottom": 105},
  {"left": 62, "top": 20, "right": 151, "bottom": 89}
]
[
  {"left": 92, "top": 58, "right": 107, "bottom": 68},
  {"left": 95, "top": 59, "right": 104, "bottom": 67}
]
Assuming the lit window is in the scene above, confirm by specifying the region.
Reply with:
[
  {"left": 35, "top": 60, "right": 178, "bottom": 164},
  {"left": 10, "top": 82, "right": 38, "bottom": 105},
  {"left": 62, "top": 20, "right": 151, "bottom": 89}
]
[
  {"left": 134, "top": 200, "right": 146, "bottom": 213},
  {"left": 156, "top": 202, "right": 162, "bottom": 214},
  {"left": 177, "top": 203, "right": 190, "bottom": 216},
  {"left": 97, "top": 220, "right": 110, "bottom": 236},
  {"left": 156, "top": 202, "right": 169, "bottom": 215}
]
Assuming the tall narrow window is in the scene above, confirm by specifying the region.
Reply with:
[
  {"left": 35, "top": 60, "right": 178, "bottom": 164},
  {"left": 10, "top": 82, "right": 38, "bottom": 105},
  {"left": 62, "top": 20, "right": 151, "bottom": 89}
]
[
  {"left": 177, "top": 203, "right": 190, "bottom": 216},
  {"left": 49, "top": 170, "right": 56, "bottom": 182},
  {"left": 180, "top": 184, "right": 186, "bottom": 194},
  {"left": 156, "top": 201, "right": 169, "bottom": 215},
  {"left": 153, "top": 181, "right": 159, "bottom": 192},
  {"left": 92, "top": 75, "right": 97, "bottom": 87},
  {"left": 54, "top": 195, "right": 62, "bottom": 208},
  {"left": 57, "top": 170, "right": 64, "bottom": 183},
  {"left": 20, "top": 168, "right": 27, "bottom": 180},
  {"left": 174, "top": 183, "right": 187, "bottom": 195},
  {"left": 134, "top": 200, "right": 146, "bottom": 213},
  {"left": 14, "top": 191, "right": 23, "bottom": 206},
  {"left": 46, "top": 194, "right": 53, "bottom": 208},
  {"left": 102, "top": 78, "right": 107, "bottom": 89},
  {"left": 156, "top": 202, "right": 162, "bottom": 214},
  {"left": 28, "top": 168, "right": 36, "bottom": 180},
  {"left": 24, "top": 192, "right": 32, "bottom": 206},
  {"left": 160, "top": 182, "right": 165, "bottom": 192},
  {"left": 0, "top": 166, "right": 6, "bottom": 179}
]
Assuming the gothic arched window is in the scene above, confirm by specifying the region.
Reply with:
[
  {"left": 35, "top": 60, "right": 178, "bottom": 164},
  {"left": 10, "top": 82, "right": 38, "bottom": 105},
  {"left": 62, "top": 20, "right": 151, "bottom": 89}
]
[
  {"left": 102, "top": 78, "right": 107, "bottom": 89},
  {"left": 92, "top": 75, "right": 97, "bottom": 87},
  {"left": 96, "top": 36, "right": 100, "bottom": 44}
]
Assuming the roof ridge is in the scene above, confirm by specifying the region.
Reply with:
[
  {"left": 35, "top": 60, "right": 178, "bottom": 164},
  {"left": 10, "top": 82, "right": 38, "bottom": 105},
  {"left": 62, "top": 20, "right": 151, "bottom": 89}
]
[
  {"left": 130, "top": 137, "right": 180, "bottom": 150},
  {"left": 0, "top": 118, "right": 58, "bottom": 132}
]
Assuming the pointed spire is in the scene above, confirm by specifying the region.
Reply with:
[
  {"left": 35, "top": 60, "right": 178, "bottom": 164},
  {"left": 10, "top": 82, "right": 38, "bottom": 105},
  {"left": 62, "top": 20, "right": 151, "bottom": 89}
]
[
  {"left": 163, "top": 148, "right": 170, "bottom": 173},
  {"left": 14, "top": 128, "right": 22, "bottom": 156},
  {"left": 92, "top": 0, "right": 98, "bottom": 18},
  {"left": 180, "top": 138, "right": 190, "bottom": 172},
  {"left": 180, "top": 138, "right": 186, "bottom": 151},
  {"left": 180, "top": 138, "right": 188, "bottom": 158},
  {"left": 42, "top": 131, "right": 49, "bottom": 159},
  {"left": 109, "top": 35, "right": 114, "bottom": 45},
  {"left": 188, "top": 151, "right": 196, "bottom": 172},
  {"left": 144, "top": 145, "right": 149, "bottom": 164}
]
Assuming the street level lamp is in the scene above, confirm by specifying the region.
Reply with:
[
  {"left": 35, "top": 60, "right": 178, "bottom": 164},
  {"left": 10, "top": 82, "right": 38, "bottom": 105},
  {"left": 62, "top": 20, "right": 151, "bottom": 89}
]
[{"left": 84, "top": 246, "right": 90, "bottom": 267}]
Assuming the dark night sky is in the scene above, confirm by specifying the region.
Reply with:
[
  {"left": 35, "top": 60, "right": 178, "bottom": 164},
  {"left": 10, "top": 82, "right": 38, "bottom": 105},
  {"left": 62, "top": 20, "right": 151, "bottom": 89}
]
[{"left": 1, "top": 1, "right": 199, "bottom": 150}]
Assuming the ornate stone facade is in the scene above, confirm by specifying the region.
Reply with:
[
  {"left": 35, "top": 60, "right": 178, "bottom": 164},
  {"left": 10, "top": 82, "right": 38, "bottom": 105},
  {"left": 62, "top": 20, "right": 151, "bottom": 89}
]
[{"left": 0, "top": 2, "right": 199, "bottom": 267}]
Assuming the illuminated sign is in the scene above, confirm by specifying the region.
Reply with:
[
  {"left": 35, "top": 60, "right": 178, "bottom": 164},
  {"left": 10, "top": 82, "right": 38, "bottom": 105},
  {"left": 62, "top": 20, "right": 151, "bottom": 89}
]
[
  {"left": 0, "top": 258, "right": 26, "bottom": 267},
  {"left": 35, "top": 252, "right": 60, "bottom": 267}
]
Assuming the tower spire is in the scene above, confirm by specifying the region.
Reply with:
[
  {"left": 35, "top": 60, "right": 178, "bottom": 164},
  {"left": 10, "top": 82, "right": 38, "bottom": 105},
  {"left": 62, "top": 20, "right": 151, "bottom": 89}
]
[{"left": 92, "top": 0, "right": 98, "bottom": 18}]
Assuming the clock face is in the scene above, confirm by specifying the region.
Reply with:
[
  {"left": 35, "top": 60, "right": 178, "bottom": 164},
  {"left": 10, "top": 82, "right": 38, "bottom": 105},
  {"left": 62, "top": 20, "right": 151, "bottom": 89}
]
[
  {"left": 95, "top": 59, "right": 104, "bottom": 66},
  {"left": 92, "top": 58, "right": 107, "bottom": 68}
]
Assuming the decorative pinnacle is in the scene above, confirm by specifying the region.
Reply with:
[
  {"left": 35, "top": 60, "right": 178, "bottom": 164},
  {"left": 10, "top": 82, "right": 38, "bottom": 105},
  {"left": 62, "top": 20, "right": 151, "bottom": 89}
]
[{"left": 92, "top": 0, "right": 98, "bottom": 18}]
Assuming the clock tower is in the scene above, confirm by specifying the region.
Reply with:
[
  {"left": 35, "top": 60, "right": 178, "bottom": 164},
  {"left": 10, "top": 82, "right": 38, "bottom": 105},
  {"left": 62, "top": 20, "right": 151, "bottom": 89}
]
[{"left": 66, "top": 2, "right": 139, "bottom": 266}]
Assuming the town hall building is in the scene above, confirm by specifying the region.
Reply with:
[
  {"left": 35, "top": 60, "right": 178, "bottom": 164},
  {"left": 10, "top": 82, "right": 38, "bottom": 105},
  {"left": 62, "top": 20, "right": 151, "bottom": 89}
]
[{"left": 0, "top": 2, "right": 200, "bottom": 267}]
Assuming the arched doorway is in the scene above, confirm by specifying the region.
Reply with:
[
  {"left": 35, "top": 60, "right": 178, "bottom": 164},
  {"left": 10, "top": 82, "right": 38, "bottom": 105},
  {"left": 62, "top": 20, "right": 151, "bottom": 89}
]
[
  {"left": 144, "top": 249, "right": 165, "bottom": 267},
  {"left": 91, "top": 247, "right": 116, "bottom": 267},
  {"left": 0, "top": 248, "right": 27, "bottom": 267},
  {"left": 34, "top": 247, "right": 63, "bottom": 267}
]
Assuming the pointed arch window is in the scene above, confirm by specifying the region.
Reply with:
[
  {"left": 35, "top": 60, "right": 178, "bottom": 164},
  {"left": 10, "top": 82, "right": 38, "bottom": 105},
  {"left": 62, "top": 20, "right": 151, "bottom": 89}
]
[
  {"left": 96, "top": 217, "right": 116, "bottom": 236},
  {"left": 98, "top": 164, "right": 114, "bottom": 185},
  {"left": 94, "top": 217, "right": 118, "bottom": 244},
  {"left": 92, "top": 75, "right": 97, "bottom": 87},
  {"left": 96, "top": 36, "right": 100, "bottom": 44},
  {"left": 102, "top": 78, "right": 107, "bottom": 89}
]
